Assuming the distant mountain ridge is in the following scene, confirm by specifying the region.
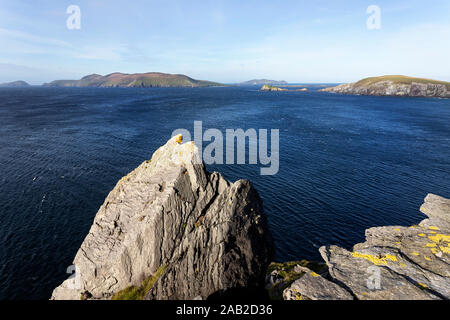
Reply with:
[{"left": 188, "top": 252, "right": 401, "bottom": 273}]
[
  {"left": 239, "top": 79, "right": 288, "bottom": 86},
  {"left": 43, "top": 72, "right": 222, "bottom": 88},
  {"left": 320, "top": 75, "right": 450, "bottom": 98},
  {"left": 0, "top": 80, "right": 30, "bottom": 87}
]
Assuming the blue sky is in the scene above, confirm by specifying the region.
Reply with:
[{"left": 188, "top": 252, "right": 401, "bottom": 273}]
[{"left": 0, "top": 0, "right": 449, "bottom": 84}]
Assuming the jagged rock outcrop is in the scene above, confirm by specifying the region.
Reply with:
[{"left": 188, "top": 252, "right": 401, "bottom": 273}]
[
  {"left": 282, "top": 193, "right": 450, "bottom": 300},
  {"left": 320, "top": 75, "right": 450, "bottom": 98},
  {"left": 51, "top": 135, "right": 273, "bottom": 300}
]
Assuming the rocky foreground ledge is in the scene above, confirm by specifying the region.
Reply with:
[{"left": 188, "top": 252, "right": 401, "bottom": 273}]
[
  {"left": 267, "top": 194, "right": 450, "bottom": 300},
  {"left": 52, "top": 135, "right": 274, "bottom": 300}
]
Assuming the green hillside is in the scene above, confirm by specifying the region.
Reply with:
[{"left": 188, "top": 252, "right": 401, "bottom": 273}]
[
  {"left": 355, "top": 75, "right": 450, "bottom": 89},
  {"left": 44, "top": 72, "right": 222, "bottom": 88}
]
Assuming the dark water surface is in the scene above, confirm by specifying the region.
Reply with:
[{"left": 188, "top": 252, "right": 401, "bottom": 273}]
[{"left": 0, "top": 86, "right": 449, "bottom": 299}]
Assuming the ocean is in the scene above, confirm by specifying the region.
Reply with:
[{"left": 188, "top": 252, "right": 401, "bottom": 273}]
[{"left": 0, "top": 86, "right": 449, "bottom": 299}]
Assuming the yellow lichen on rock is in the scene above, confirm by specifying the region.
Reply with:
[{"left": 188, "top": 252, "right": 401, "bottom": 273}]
[
  {"left": 352, "top": 252, "right": 397, "bottom": 266},
  {"left": 418, "top": 233, "right": 426, "bottom": 237},
  {"left": 175, "top": 134, "right": 183, "bottom": 144},
  {"left": 428, "top": 226, "right": 439, "bottom": 231},
  {"left": 440, "top": 246, "right": 450, "bottom": 254},
  {"left": 310, "top": 272, "right": 320, "bottom": 277},
  {"left": 384, "top": 254, "right": 397, "bottom": 262},
  {"left": 428, "top": 234, "right": 450, "bottom": 243}
]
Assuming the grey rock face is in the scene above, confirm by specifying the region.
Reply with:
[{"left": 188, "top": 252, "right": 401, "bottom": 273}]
[
  {"left": 51, "top": 135, "right": 273, "bottom": 300},
  {"left": 283, "top": 193, "right": 450, "bottom": 300},
  {"left": 283, "top": 269, "right": 353, "bottom": 300},
  {"left": 420, "top": 194, "right": 450, "bottom": 223}
]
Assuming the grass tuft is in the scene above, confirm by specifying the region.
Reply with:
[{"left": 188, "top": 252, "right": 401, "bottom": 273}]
[{"left": 111, "top": 265, "right": 167, "bottom": 300}]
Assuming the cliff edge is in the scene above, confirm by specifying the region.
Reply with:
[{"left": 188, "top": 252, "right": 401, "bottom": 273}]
[
  {"left": 270, "top": 194, "right": 450, "bottom": 300},
  {"left": 51, "top": 135, "right": 274, "bottom": 300}
]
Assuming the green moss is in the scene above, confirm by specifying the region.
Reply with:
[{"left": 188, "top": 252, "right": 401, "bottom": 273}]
[
  {"left": 266, "top": 260, "right": 327, "bottom": 300},
  {"left": 111, "top": 265, "right": 167, "bottom": 300},
  {"left": 267, "top": 260, "right": 326, "bottom": 276}
]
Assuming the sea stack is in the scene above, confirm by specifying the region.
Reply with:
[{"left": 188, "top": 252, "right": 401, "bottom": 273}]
[{"left": 51, "top": 135, "right": 274, "bottom": 300}]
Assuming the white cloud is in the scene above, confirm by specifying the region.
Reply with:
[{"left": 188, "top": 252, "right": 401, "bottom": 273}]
[{"left": 0, "top": 27, "right": 72, "bottom": 48}]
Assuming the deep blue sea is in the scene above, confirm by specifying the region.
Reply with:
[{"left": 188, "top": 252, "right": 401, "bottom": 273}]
[{"left": 0, "top": 86, "right": 449, "bottom": 299}]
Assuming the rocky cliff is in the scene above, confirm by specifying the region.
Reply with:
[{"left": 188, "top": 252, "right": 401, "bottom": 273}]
[
  {"left": 51, "top": 135, "right": 273, "bottom": 300},
  {"left": 320, "top": 75, "right": 450, "bottom": 98},
  {"left": 270, "top": 194, "right": 450, "bottom": 300}
]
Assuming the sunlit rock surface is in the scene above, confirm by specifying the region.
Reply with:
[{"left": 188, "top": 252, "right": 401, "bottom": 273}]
[
  {"left": 51, "top": 135, "right": 274, "bottom": 300},
  {"left": 282, "top": 194, "right": 450, "bottom": 300}
]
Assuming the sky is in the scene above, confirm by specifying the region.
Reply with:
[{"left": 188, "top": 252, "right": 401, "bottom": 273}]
[{"left": 0, "top": 0, "right": 449, "bottom": 84}]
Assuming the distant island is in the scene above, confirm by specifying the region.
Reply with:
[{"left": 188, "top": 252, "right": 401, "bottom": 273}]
[
  {"left": 260, "top": 84, "right": 308, "bottom": 92},
  {"left": 320, "top": 75, "right": 450, "bottom": 98},
  {"left": 43, "top": 72, "right": 223, "bottom": 88},
  {"left": 261, "top": 84, "right": 287, "bottom": 91},
  {"left": 240, "top": 79, "right": 288, "bottom": 86},
  {"left": 0, "top": 80, "right": 30, "bottom": 87}
]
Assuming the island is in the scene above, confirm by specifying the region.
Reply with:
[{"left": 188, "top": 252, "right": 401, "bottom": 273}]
[
  {"left": 0, "top": 80, "right": 30, "bottom": 87},
  {"left": 320, "top": 75, "right": 450, "bottom": 98},
  {"left": 240, "top": 79, "right": 288, "bottom": 86},
  {"left": 43, "top": 72, "right": 223, "bottom": 88},
  {"left": 260, "top": 84, "right": 287, "bottom": 91},
  {"left": 260, "top": 84, "right": 308, "bottom": 92}
]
